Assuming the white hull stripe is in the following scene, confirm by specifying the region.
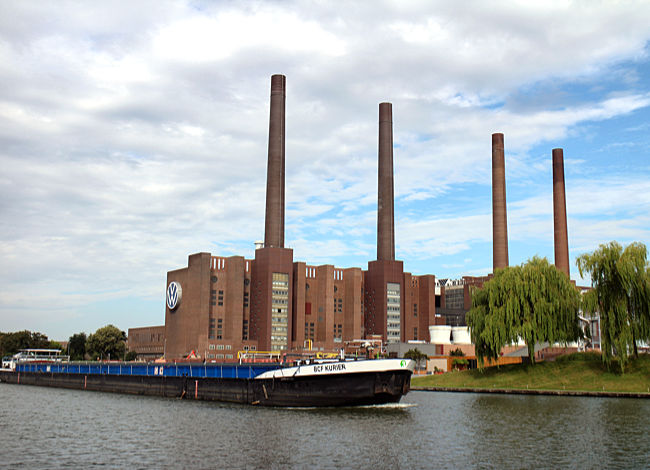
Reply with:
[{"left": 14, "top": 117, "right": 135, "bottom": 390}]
[{"left": 254, "top": 358, "right": 415, "bottom": 380}]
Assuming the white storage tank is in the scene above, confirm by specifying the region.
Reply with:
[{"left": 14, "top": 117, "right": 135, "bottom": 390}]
[
  {"left": 429, "top": 325, "right": 452, "bottom": 345},
  {"left": 451, "top": 326, "right": 471, "bottom": 345}
]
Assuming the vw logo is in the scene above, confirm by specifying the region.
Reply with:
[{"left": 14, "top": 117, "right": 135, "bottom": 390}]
[{"left": 166, "top": 281, "right": 182, "bottom": 310}]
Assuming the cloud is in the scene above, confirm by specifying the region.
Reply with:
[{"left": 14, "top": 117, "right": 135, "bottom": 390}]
[{"left": 1, "top": 1, "right": 649, "bottom": 338}]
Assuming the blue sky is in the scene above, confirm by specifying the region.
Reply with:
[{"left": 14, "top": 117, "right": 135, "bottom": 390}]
[{"left": 1, "top": 1, "right": 649, "bottom": 340}]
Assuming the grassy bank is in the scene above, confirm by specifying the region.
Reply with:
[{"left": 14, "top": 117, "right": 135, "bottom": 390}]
[{"left": 411, "top": 352, "right": 650, "bottom": 394}]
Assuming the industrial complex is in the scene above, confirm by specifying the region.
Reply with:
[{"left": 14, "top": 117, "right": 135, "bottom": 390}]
[{"left": 128, "top": 74, "right": 579, "bottom": 364}]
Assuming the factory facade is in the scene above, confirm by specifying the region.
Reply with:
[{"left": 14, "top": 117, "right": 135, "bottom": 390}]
[
  {"left": 130, "top": 76, "right": 443, "bottom": 361},
  {"left": 128, "top": 74, "right": 573, "bottom": 362}
]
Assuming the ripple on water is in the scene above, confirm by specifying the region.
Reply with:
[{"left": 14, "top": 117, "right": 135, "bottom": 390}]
[{"left": 1, "top": 384, "right": 648, "bottom": 469}]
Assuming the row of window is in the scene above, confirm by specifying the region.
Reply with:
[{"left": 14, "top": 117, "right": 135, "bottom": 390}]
[
  {"left": 208, "top": 344, "right": 232, "bottom": 350},
  {"left": 207, "top": 354, "right": 234, "bottom": 359}
]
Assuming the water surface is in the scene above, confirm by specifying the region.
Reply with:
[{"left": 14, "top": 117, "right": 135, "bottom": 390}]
[{"left": 1, "top": 383, "right": 647, "bottom": 469}]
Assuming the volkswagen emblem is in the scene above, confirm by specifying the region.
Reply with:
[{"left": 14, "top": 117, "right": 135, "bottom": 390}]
[{"left": 166, "top": 281, "right": 182, "bottom": 310}]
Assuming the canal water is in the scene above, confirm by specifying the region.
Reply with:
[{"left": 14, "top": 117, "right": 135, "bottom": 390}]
[{"left": 0, "top": 382, "right": 648, "bottom": 469}]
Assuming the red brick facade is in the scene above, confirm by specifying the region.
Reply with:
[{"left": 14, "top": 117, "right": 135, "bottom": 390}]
[{"left": 149, "top": 251, "right": 439, "bottom": 361}]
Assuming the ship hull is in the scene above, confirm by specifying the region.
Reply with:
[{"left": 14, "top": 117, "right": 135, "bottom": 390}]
[{"left": 0, "top": 360, "right": 412, "bottom": 407}]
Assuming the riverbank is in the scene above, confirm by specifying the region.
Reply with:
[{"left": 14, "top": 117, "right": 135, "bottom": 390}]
[{"left": 411, "top": 352, "right": 650, "bottom": 397}]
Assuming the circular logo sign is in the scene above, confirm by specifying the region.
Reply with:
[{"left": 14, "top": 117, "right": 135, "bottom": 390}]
[{"left": 166, "top": 281, "right": 182, "bottom": 310}]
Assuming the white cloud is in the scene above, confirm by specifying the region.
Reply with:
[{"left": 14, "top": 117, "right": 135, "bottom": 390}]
[
  {"left": 1, "top": 1, "right": 649, "bottom": 338},
  {"left": 153, "top": 9, "right": 346, "bottom": 62}
]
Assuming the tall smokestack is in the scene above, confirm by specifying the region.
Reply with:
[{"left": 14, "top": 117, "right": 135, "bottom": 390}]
[
  {"left": 553, "top": 148, "right": 570, "bottom": 277},
  {"left": 377, "top": 102, "right": 395, "bottom": 261},
  {"left": 492, "top": 133, "right": 509, "bottom": 271},
  {"left": 264, "top": 74, "right": 286, "bottom": 248}
]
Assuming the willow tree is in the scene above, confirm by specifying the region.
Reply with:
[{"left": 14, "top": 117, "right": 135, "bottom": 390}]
[
  {"left": 467, "top": 257, "right": 581, "bottom": 367},
  {"left": 577, "top": 241, "right": 650, "bottom": 372}
]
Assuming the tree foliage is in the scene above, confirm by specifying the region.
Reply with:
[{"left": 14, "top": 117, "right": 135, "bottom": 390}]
[
  {"left": 0, "top": 330, "right": 51, "bottom": 357},
  {"left": 449, "top": 347, "right": 465, "bottom": 357},
  {"left": 577, "top": 241, "right": 650, "bottom": 372},
  {"left": 86, "top": 325, "right": 126, "bottom": 360},
  {"left": 124, "top": 350, "right": 138, "bottom": 361},
  {"left": 68, "top": 332, "right": 87, "bottom": 360},
  {"left": 403, "top": 348, "right": 428, "bottom": 369},
  {"left": 467, "top": 257, "right": 581, "bottom": 367}
]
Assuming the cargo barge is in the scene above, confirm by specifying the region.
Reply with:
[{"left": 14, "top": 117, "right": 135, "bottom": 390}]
[{"left": 0, "top": 358, "right": 415, "bottom": 407}]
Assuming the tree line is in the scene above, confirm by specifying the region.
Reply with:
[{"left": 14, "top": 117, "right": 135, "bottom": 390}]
[
  {"left": 1, "top": 325, "right": 137, "bottom": 361},
  {"left": 467, "top": 241, "right": 650, "bottom": 372}
]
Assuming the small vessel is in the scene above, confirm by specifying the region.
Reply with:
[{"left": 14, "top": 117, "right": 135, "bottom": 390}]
[
  {"left": 1, "top": 348, "right": 70, "bottom": 371},
  {"left": 0, "top": 356, "right": 415, "bottom": 407}
]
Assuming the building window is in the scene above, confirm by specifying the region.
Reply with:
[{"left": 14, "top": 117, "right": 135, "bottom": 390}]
[
  {"left": 305, "top": 322, "right": 315, "bottom": 340},
  {"left": 271, "top": 273, "right": 289, "bottom": 350},
  {"left": 333, "top": 323, "right": 343, "bottom": 340},
  {"left": 386, "top": 282, "right": 401, "bottom": 343},
  {"left": 445, "top": 286, "right": 464, "bottom": 310}
]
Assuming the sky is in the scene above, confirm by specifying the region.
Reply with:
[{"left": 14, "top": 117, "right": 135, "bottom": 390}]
[{"left": 1, "top": 1, "right": 649, "bottom": 340}]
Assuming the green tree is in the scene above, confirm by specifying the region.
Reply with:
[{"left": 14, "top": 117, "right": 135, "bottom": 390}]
[
  {"left": 86, "top": 325, "right": 126, "bottom": 361},
  {"left": 0, "top": 330, "right": 51, "bottom": 357},
  {"left": 403, "top": 348, "right": 428, "bottom": 370},
  {"left": 467, "top": 257, "right": 581, "bottom": 367},
  {"left": 577, "top": 241, "right": 650, "bottom": 372},
  {"left": 68, "top": 333, "right": 87, "bottom": 360},
  {"left": 124, "top": 350, "right": 137, "bottom": 361}
]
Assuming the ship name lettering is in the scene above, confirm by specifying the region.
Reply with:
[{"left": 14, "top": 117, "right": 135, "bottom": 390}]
[{"left": 314, "top": 363, "right": 346, "bottom": 373}]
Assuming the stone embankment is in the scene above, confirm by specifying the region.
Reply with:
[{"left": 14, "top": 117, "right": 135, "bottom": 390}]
[{"left": 412, "top": 386, "right": 650, "bottom": 398}]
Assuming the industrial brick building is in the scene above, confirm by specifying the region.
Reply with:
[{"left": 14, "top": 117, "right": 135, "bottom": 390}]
[
  {"left": 129, "top": 75, "right": 441, "bottom": 361},
  {"left": 128, "top": 74, "right": 575, "bottom": 362}
]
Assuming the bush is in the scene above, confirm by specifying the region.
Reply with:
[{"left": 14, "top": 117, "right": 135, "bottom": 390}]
[
  {"left": 452, "top": 357, "right": 469, "bottom": 370},
  {"left": 124, "top": 351, "right": 138, "bottom": 361}
]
